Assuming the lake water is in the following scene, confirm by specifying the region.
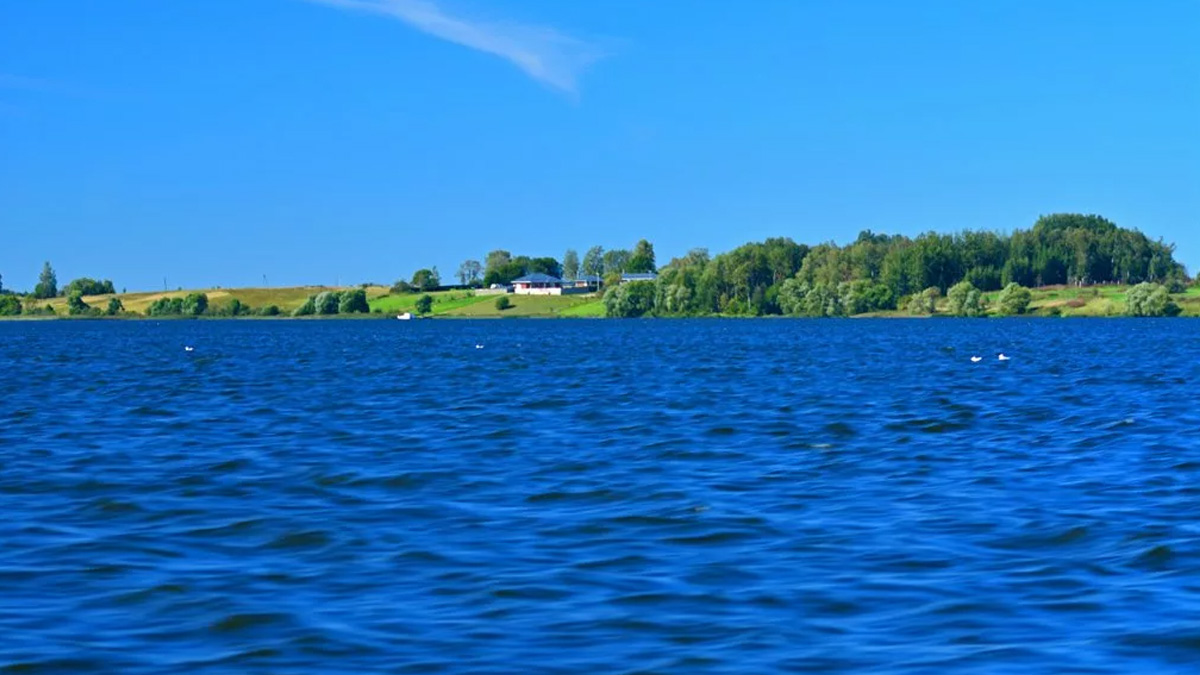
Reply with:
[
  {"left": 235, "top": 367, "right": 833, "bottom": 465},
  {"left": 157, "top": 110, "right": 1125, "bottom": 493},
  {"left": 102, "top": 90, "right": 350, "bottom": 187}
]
[{"left": 2, "top": 319, "right": 1200, "bottom": 673}]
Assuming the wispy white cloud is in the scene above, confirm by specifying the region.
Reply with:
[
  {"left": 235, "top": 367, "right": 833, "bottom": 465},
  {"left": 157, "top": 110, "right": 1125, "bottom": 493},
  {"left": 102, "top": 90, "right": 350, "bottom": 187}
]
[{"left": 305, "top": 0, "right": 605, "bottom": 94}]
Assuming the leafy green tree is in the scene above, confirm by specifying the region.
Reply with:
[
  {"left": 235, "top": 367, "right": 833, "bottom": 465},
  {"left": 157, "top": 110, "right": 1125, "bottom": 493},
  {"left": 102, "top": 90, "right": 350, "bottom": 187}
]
[
  {"left": 105, "top": 297, "right": 124, "bottom": 316},
  {"left": 947, "top": 281, "right": 986, "bottom": 317},
  {"left": 0, "top": 272, "right": 4, "bottom": 294},
  {"left": 581, "top": 246, "right": 605, "bottom": 277},
  {"left": 314, "top": 291, "right": 339, "bottom": 315},
  {"left": 603, "top": 249, "right": 632, "bottom": 274},
  {"left": 33, "top": 261, "right": 57, "bottom": 299},
  {"left": 778, "top": 278, "right": 808, "bottom": 316},
  {"left": 414, "top": 294, "right": 434, "bottom": 315},
  {"left": 483, "top": 257, "right": 536, "bottom": 286},
  {"left": 1165, "top": 274, "right": 1188, "bottom": 294},
  {"left": 148, "top": 297, "right": 172, "bottom": 316},
  {"left": 292, "top": 296, "right": 316, "bottom": 316},
  {"left": 562, "top": 249, "right": 580, "bottom": 281},
  {"left": 65, "top": 278, "right": 115, "bottom": 296},
  {"left": 837, "top": 281, "right": 864, "bottom": 315},
  {"left": 655, "top": 268, "right": 696, "bottom": 314},
  {"left": 411, "top": 268, "right": 440, "bottom": 291},
  {"left": 1126, "top": 282, "right": 1180, "bottom": 317},
  {"left": 181, "top": 293, "right": 208, "bottom": 316},
  {"left": 528, "top": 257, "right": 562, "bottom": 278},
  {"left": 997, "top": 283, "right": 1032, "bottom": 315},
  {"left": 0, "top": 294, "right": 20, "bottom": 316},
  {"left": 225, "top": 298, "right": 245, "bottom": 316},
  {"left": 603, "top": 281, "right": 656, "bottom": 317},
  {"left": 260, "top": 305, "right": 281, "bottom": 316},
  {"left": 339, "top": 288, "right": 370, "bottom": 314},
  {"left": 907, "top": 287, "right": 941, "bottom": 315},
  {"left": 494, "top": 295, "right": 511, "bottom": 311},
  {"left": 457, "top": 260, "right": 483, "bottom": 286},
  {"left": 391, "top": 279, "right": 414, "bottom": 294},
  {"left": 803, "top": 283, "right": 843, "bottom": 317},
  {"left": 67, "top": 291, "right": 91, "bottom": 316},
  {"left": 484, "top": 250, "right": 512, "bottom": 280},
  {"left": 627, "top": 239, "right": 657, "bottom": 274}
]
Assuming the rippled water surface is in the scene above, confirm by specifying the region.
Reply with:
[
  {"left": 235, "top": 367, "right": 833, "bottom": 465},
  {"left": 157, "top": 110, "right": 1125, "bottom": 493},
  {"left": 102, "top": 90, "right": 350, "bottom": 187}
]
[{"left": 3, "top": 319, "right": 1200, "bottom": 673}]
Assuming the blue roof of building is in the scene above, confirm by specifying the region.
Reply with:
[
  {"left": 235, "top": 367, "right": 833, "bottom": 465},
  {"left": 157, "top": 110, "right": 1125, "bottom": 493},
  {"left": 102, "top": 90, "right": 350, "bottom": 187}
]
[
  {"left": 621, "top": 272, "right": 658, "bottom": 281},
  {"left": 512, "top": 273, "right": 562, "bottom": 283},
  {"left": 575, "top": 275, "right": 602, "bottom": 282}
]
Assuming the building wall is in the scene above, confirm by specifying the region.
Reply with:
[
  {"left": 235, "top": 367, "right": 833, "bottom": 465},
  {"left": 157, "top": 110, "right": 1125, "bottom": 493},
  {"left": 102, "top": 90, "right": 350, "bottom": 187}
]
[
  {"left": 513, "top": 286, "right": 563, "bottom": 296},
  {"left": 561, "top": 286, "right": 597, "bottom": 295}
]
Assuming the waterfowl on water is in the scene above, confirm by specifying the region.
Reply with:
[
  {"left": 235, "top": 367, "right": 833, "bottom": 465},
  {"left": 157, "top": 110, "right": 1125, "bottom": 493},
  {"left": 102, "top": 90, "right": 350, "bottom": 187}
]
[
  {"left": 998, "top": 353, "right": 1011, "bottom": 361},
  {"left": 970, "top": 356, "right": 983, "bottom": 363},
  {"left": 184, "top": 346, "right": 195, "bottom": 352}
]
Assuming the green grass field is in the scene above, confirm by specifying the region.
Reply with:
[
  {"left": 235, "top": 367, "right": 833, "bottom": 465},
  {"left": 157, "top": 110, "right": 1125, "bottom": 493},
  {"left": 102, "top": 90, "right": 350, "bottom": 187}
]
[
  {"left": 559, "top": 300, "right": 606, "bottom": 317},
  {"left": 368, "top": 291, "right": 493, "bottom": 315},
  {"left": 441, "top": 294, "right": 602, "bottom": 318}
]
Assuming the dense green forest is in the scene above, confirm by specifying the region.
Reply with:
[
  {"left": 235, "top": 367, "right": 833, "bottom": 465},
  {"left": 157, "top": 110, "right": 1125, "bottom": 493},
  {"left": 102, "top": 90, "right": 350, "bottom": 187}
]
[{"left": 608, "top": 214, "right": 1186, "bottom": 317}]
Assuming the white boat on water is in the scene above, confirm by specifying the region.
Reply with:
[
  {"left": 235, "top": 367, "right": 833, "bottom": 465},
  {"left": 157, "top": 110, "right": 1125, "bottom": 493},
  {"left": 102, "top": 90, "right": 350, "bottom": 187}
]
[{"left": 396, "top": 312, "right": 413, "bottom": 320}]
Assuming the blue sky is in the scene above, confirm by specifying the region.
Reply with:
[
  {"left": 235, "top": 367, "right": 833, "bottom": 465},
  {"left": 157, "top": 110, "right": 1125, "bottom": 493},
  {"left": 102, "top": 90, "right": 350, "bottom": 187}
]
[{"left": 1, "top": 0, "right": 1197, "bottom": 291}]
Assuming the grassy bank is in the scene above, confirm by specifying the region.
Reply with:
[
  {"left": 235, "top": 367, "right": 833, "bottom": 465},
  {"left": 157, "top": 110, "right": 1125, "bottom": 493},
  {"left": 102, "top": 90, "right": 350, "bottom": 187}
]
[
  {"left": 993, "top": 285, "right": 1200, "bottom": 318},
  {"left": 852, "top": 285, "right": 1200, "bottom": 318}
]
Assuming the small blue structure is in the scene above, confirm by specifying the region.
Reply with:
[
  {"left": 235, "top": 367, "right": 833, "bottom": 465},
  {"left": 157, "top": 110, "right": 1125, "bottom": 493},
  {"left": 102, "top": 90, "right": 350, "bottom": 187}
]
[{"left": 620, "top": 272, "right": 658, "bottom": 283}]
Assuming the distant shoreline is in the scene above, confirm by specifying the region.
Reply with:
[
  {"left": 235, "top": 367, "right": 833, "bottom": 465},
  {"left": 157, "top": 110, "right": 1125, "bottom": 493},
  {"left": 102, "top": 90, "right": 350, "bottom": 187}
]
[{"left": 2, "top": 280, "right": 1197, "bottom": 322}]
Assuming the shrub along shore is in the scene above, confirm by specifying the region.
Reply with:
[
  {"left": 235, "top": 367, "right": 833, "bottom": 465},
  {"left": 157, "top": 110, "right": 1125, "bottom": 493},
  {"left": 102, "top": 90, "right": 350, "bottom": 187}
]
[{"left": 2, "top": 213, "right": 1196, "bottom": 319}]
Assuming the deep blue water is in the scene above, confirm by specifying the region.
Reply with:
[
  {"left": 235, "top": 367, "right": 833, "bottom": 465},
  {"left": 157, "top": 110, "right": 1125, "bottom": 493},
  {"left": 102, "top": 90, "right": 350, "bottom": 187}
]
[{"left": 3, "top": 319, "right": 1200, "bottom": 673}]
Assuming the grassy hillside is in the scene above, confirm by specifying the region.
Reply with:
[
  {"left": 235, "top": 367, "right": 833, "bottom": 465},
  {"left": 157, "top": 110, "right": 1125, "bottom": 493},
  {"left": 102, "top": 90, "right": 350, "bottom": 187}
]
[
  {"left": 44, "top": 285, "right": 390, "bottom": 315},
  {"left": 442, "top": 294, "right": 602, "bottom": 318},
  {"left": 368, "top": 290, "right": 492, "bottom": 315}
]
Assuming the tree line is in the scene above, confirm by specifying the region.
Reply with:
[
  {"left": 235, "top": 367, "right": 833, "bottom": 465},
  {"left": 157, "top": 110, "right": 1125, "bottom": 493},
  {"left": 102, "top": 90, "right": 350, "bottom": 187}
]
[
  {"left": 3, "top": 213, "right": 1189, "bottom": 319},
  {"left": 607, "top": 214, "right": 1186, "bottom": 317},
  {"left": 387, "top": 240, "right": 660, "bottom": 293}
]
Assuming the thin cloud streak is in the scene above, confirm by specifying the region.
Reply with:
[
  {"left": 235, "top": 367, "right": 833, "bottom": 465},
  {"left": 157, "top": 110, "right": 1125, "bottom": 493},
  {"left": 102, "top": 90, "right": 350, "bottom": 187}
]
[{"left": 306, "top": 0, "right": 604, "bottom": 94}]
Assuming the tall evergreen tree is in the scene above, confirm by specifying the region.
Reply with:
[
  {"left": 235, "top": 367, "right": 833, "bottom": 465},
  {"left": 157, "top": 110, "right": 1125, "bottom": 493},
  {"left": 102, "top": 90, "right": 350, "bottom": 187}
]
[
  {"left": 562, "top": 249, "right": 580, "bottom": 280},
  {"left": 627, "top": 239, "right": 657, "bottom": 273},
  {"left": 33, "top": 261, "right": 57, "bottom": 299},
  {"left": 582, "top": 246, "right": 605, "bottom": 277}
]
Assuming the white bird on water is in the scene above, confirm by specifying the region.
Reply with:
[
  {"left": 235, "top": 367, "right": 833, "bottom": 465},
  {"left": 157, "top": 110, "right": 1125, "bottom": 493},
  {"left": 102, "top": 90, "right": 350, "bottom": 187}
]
[
  {"left": 184, "top": 346, "right": 195, "bottom": 352},
  {"left": 970, "top": 356, "right": 983, "bottom": 363},
  {"left": 475, "top": 344, "right": 484, "bottom": 349},
  {"left": 998, "top": 353, "right": 1011, "bottom": 361}
]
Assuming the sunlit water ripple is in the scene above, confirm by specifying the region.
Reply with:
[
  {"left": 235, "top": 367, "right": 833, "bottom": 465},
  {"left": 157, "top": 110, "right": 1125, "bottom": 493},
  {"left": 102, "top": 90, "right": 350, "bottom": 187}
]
[{"left": 2, "top": 319, "right": 1200, "bottom": 673}]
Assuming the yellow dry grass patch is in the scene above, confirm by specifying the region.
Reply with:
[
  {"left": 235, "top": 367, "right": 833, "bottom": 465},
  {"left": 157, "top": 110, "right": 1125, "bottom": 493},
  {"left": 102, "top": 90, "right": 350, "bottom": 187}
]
[{"left": 44, "top": 286, "right": 390, "bottom": 314}]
